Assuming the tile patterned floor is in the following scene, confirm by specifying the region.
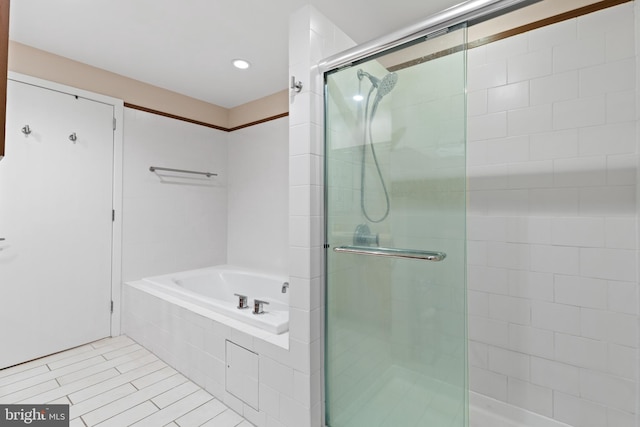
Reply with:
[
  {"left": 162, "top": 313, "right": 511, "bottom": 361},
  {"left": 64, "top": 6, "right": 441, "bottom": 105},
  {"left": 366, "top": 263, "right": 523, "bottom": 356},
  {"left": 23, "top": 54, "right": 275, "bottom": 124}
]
[{"left": 0, "top": 335, "right": 252, "bottom": 427}]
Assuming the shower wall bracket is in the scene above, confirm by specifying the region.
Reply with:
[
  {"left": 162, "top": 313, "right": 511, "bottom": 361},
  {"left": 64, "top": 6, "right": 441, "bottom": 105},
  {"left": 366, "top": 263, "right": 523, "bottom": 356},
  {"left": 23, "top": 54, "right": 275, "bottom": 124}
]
[
  {"left": 290, "top": 76, "right": 303, "bottom": 93},
  {"left": 353, "top": 223, "right": 379, "bottom": 246}
]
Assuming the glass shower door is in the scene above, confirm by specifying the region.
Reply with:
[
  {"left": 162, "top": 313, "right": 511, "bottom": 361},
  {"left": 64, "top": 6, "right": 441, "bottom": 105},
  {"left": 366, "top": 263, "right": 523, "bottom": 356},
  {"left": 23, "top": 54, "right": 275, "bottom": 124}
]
[{"left": 325, "top": 24, "right": 467, "bottom": 427}]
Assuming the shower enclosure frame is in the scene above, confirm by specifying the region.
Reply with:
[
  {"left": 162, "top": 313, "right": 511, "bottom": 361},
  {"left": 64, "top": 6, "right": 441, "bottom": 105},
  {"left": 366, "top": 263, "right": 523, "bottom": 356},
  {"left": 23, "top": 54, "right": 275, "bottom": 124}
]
[
  {"left": 320, "top": 0, "right": 539, "bottom": 426},
  {"left": 318, "top": 0, "right": 540, "bottom": 74}
]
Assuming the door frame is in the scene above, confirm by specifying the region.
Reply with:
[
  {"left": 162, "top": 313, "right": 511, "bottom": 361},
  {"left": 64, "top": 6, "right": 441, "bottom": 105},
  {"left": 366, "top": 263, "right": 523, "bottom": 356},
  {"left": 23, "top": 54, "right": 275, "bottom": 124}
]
[{"left": 7, "top": 71, "right": 125, "bottom": 336}]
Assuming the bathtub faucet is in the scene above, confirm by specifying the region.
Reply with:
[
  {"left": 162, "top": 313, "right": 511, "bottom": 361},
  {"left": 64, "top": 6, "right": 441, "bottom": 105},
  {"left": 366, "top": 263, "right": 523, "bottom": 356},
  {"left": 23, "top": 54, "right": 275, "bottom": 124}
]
[
  {"left": 253, "top": 299, "right": 269, "bottom": 315},
  {"left": 234, "top": 293, "right": 249, "bottom": 309},
  {"left": 281, "top": 282, "right": 289, "bottom": 293}
]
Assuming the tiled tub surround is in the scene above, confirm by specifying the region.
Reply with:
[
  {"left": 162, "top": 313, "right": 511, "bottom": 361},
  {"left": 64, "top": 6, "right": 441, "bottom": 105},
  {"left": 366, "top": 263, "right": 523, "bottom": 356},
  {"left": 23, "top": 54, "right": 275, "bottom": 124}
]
[
  {"left": 122, "top": 110, "right": 290, "bottom": 286},
  {"left": 122, "top": 282, "right": 307, "bottom": 427},
  {"left": 227, "top": 118, "right": 290, "bottom": 276},
  {"left": 467, "top": 3, "right": 638, "bottom": 427},
  {"left": 121, "top": 66, "right": 304, "bottom": 426},
  {"left": 121, "top": 107, "right": 229, "bottom": 283}
]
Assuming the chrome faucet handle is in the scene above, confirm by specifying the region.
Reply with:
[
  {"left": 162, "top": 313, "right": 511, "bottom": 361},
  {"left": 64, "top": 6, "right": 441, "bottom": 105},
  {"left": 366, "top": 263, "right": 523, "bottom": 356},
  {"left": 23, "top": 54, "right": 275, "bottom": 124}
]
[
  {"left": 234, "top": 293, "right": 249, "bottom": 309},
  {"left": 253, "top": 299, "right": 269, "bottom": 315}
]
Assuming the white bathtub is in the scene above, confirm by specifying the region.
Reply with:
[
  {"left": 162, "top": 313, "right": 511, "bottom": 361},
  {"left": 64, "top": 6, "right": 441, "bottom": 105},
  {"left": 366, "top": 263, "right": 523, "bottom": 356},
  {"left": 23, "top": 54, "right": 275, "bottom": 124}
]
[{"left": 138, "top": 265, "right": 289, "bottom": 334}]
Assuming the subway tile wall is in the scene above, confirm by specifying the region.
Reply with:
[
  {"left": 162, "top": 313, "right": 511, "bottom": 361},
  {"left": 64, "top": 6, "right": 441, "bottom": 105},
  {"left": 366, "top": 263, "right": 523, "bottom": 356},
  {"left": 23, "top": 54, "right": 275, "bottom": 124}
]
[{"left": 467, "top": 3, "right": 638, "bottom": 426}]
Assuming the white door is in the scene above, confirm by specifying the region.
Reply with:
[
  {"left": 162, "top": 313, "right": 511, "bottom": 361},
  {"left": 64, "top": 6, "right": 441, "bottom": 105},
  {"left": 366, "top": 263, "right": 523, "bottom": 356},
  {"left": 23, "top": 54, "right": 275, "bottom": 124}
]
[{"left": 0, "top": 80, "right": 114, "bottom": 369}]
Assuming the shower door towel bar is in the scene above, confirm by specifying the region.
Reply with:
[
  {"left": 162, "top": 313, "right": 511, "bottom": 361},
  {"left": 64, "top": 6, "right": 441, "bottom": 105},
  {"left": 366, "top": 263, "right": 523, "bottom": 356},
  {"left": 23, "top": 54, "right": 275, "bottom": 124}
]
[
  {"left": 149, "top": 166, "right": 217, "bottom": 177},
  {"left": 333, "top": 245, "right": 446, "bottom": 262}
]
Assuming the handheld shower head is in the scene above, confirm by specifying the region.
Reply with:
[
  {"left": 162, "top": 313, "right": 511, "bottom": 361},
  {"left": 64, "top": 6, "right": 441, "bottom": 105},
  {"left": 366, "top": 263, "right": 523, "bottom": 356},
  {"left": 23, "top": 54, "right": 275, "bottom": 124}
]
[
  {"left": 376, "top": 72, "right": 398, "bottom": 99},
  {"left": 357, "top": 69, "right": 398, "bottom": 98},
  {"left": 357, "top": 68, "right": 396, "bottom": 224},
  {"left": 370, "top": 72, "right": 398, "bottom": 118},
  {"left": 358, "top": 70, "right": 398, "bottom": 118}
]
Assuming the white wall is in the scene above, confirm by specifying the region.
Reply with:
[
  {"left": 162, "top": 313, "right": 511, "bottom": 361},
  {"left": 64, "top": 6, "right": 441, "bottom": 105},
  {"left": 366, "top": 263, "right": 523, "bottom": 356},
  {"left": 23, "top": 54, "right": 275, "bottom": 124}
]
[
  {"left": 227, "top": 117, "right": 289, "bottom": 275},
  {"left": 121, "top": 108, "right": 228, "bottom": 282},
  {"left": 467, "top": 4, "right": 638, "bottom": 426}
]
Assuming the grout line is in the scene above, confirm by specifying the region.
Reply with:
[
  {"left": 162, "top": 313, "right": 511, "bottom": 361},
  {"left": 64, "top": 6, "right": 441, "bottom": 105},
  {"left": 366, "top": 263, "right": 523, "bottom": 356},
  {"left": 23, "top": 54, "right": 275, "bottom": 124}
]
[
  {"left": 69, "top": 359, "right": 167, "bottom": 404},
  {"left": 4, "top": 338, "right": 252, "bottom": 427}
]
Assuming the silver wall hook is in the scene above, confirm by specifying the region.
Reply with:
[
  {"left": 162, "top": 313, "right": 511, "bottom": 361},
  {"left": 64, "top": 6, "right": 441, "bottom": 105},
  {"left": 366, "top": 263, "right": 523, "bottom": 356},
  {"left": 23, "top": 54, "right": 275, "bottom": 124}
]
[
  {"left": 21, "top": 125, "right": 31, "bottom": 136},
  {"left": 69, "top": 132, "right": 77, "bottom": 143},
  {"left": 290, "top": 76, "right": 303, "bottom": 93}
]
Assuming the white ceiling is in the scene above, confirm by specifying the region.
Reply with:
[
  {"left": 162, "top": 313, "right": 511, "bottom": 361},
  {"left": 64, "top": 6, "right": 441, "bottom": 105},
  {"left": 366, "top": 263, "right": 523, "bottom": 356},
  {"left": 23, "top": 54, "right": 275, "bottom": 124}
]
[{"left": 9, "top": 0, "right": 463, "bottom": 108}]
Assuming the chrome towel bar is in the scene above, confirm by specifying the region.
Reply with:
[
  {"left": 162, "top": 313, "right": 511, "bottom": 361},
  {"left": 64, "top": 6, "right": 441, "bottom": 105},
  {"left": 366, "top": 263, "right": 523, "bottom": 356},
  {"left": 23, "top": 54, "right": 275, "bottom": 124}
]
[
  {"left": 333, "top": 245, "right": 446, "bottom": 262},
  {"left": 149, "top": 166, "right": 217, "bottom": 177}
]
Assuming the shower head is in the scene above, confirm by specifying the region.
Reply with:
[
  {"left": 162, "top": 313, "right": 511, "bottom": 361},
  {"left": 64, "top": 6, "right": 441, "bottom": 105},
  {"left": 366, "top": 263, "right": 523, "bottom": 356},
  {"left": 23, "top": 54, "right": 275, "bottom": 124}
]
[
  {"left": 376, "top": 72, "right": 398, "bottom": 99},
  {"left": 370, "top": 72, "right": 398, "bottom": 118},
  {"left": 357, "top": 69, "right": 398, "bottom": 98}
]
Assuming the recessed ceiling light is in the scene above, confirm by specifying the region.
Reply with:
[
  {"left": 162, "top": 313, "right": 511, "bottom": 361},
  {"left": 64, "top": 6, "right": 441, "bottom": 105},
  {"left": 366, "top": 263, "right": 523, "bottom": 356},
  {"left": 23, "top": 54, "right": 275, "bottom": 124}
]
[
  {"left": 232, "top": 59, "right": 250, "bottom": 70},
  {"left": 353, "top": 94, "right": 364, "bottom": 102}
]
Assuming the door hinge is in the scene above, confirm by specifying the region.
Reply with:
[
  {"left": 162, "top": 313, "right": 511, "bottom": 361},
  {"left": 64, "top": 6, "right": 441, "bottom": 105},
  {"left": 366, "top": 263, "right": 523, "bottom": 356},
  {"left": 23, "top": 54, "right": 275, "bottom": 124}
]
[
  {"left": 113, "top": 117, "right": 116, "bottom": 130},
  {"left": 110, "top": 300, "right": 114, "bottom": 313},
  {"left": 112, "top": 210, "right": 115, "bottom": 222}
]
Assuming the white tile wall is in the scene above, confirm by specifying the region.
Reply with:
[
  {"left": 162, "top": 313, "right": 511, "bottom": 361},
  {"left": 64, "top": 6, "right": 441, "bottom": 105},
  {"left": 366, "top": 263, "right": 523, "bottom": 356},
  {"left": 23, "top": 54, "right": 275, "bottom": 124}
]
[
  {"left": 227, "top": 118, "right": 289, "bottom": 275},
  {"left": 467, "top": 5, "right": 638, "bottom": 425},
  {"left": 122, "top": 284, "right": 308, "bottom": 427},
  {"left": 530, "top": 71, "right": 579, "bottom": 106},
  {"left": 507, "top": 377, "right": 553, "bottom": 417},
  {"left": 488, "top": 81, "right": 530, "bottom": 112},
  {"left": 288, "top": 6, "right": 356, "bottom": 427},
  {"left": 121, "top": 108, "right": 228, "bottom": 281},
  {"left": 530, "top": 357, "right": 580, "bottom": 395}
]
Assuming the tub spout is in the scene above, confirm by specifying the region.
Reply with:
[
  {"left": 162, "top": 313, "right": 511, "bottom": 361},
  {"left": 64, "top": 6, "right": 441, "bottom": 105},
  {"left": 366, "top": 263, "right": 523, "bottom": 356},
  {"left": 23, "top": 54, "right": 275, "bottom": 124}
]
[{"left": 281, "top": 281, "right": 289, "bottom": 293}]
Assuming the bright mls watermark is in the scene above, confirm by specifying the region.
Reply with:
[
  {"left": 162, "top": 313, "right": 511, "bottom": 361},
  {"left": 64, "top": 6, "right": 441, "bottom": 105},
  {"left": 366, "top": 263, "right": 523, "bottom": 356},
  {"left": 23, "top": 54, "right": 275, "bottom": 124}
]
[{"left": 0, "top": 405, "right": 68, "bottom": 426}]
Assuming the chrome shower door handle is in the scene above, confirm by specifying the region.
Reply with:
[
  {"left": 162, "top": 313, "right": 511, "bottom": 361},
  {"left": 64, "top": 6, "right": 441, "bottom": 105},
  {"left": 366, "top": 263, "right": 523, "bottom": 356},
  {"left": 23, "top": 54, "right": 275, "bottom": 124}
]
[{"left": 333, "top": 245, "right": 446, "bottom": 262}]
